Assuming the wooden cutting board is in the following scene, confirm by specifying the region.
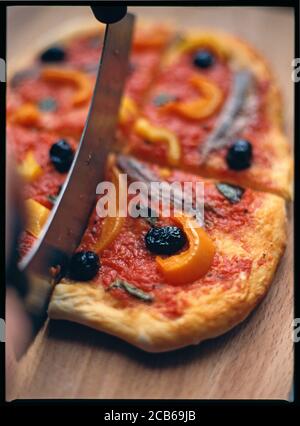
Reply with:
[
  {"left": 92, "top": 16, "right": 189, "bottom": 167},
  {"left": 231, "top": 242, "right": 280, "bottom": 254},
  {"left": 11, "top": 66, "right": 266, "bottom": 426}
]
[{"left": 6, "top": 6, "right": 294, "bottom": 399}]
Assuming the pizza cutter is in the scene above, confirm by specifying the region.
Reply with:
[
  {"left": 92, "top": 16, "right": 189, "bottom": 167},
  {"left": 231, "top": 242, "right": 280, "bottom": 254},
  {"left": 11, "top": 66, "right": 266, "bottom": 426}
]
[{"left": 6, "top": 6, "right": 135, "bottom": 355}]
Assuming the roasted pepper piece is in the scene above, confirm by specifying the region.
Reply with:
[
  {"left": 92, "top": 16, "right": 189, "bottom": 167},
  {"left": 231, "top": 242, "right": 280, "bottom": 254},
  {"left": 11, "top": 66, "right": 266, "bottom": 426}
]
[
  {"left": 134, "top": 118, "right": 181, "bottom": 166},
  {"left": 156, "top": 214, "right": 215, "bottom": 285},
  {"left": 17, "top": 151, "right": 42, "bottom": 182},
  {"left": 119, "top": 97, "right": 138, "bottom": 125},
  {"left": 162, "top": 75, "right": 223, "bottom": 120},
  {"left": 95, "top": 215, "right": 125, "bottom": 253},
  {"left": 25, "top": 199, "right": 50, "bottom": 238},
  {"left": 94, "top": 167, "right": 125, "bottom": 253},
  {"left": 41, "top": 68, "right": 93, "bottom": 106}
]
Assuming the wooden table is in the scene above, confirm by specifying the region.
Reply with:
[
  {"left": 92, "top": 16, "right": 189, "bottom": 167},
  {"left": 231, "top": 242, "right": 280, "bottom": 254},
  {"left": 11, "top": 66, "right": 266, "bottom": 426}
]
[{"left": 6, "top": 5, "right": 294, "bottom": 399}]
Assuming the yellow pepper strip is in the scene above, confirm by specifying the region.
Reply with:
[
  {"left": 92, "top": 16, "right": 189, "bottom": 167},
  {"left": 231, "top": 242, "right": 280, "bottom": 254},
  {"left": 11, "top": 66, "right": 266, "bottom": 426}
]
[
  {"left": 162, "top": 75, "right": 223, "bottom": 120},
  {"left": 41, "top": 68, "right": 93, "bottom": 107},
  {"left": 134, "top": 118, "right": 181, "bottom": 166},
  {"left": 159, "top": 167, "right": 172, "bottom": 178},
  {"left": 165, "top": 34, "right": 229, "bottom": 65},
  {"left": 94, "top": 166, "right": 125, "bottom": 253},
  {"left": 17, "top": 151, "right": 43, "bottom": 182},
  {"left": 156, "top": 214, "right": 215, "bottom": 285},
  {"left": 25, "top": 199, "right": 50, "bottom": 238},
  {"left": 119, "top": 97, "right": 138, "bottom": 125},
  {"left": 10, "top": 103, "right": 40, "bottom": 126},
  {"left": 94, "top": 215, "right": 125, "bottom": 253}
]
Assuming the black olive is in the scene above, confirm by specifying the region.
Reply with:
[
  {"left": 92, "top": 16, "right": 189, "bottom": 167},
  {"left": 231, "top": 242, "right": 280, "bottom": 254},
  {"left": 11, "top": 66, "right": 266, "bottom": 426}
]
[
  {"left": 226, "top": 139, "right": 253, "bottom": 171},
  {"left": 40, "top": 46, "right": 66, "bottom": 63},
  {"left": 193, "top": 50, "right": 215, "bottom": 68},
  {"left": 69, "top": 251, "right": 100, "bottom": 281},
  {"left": 145, "top": 226, "right": 187, "bottom": 255},
  {"left": 50, "top": 139, "right": 74, "bottom": 173}
]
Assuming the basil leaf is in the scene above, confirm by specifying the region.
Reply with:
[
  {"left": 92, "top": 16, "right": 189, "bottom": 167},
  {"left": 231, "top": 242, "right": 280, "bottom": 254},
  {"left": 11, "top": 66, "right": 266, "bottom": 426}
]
[
  {"left": 153, "top": 93, "right": 177, "bottom": 107},
  {"left": 47, "top": 194, "right": 58, "bottom": 204},
  {"left": 47, "top": 186, "right": 62, "bottom": 205},
  {"left": 137, "top": 206, "right": 158, "bottom": 227},
  {"left": 108, "top": 279, "right": 154, "bottom": 302},
  {"left": 215, "top": 183, "right": 245, "bottom": 204},
  {"left": 38, "top": 97, "right": 57, "bottom": 112},
  {"left": 130, "top": 204, "right": 158, "bottom": 227}
]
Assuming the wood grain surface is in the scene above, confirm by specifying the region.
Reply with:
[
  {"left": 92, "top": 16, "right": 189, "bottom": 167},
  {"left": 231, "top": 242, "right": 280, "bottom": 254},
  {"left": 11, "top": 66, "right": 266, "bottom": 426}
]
[{"left": 6, "top": 6, "right": 294, "bottom": 400}]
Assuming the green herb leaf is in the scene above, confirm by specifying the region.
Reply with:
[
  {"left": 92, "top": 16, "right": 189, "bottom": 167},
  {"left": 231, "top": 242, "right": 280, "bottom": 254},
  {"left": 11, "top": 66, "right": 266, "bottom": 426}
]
[
  {"left": 153, "top": 93, "right": 177, "bottom": 107},
  {"left": 108, "top": 279, "right": 154, "bottom": 302},
  {"left": 215, "top": 183, "right": 245, "bottom": 204},
  {"left": 47, "top": 185, "right": 62, "bottom": 205},
  {"left": 38, "top": 97, "right": 57, "bottom": 112},
  {"left": 130, "top": 204, "right": 158, "bottom": 227},
  {"left": 47, "top": 194, "right": 58, "bottom": 204},
  {"left": 138, "top": 206, "right": 158, "bottom": 227},
  {"left": 143, "top": 216, "right": 158, "bottom": 227}
]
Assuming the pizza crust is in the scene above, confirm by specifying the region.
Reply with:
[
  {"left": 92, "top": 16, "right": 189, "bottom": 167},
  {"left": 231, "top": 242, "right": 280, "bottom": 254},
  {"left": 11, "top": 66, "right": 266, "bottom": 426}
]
[{"left": 49, "top": 192, "right": 286, "bottom": 352}]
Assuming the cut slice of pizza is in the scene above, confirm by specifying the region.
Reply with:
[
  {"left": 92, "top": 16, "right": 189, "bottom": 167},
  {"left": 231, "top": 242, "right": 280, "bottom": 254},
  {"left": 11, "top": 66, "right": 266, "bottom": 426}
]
[
  {"left": 47, "top": 156, "right": 286, "bottom": 352},
  {"left": 123, "top": 30, "right": 292, "bottom": 199}
]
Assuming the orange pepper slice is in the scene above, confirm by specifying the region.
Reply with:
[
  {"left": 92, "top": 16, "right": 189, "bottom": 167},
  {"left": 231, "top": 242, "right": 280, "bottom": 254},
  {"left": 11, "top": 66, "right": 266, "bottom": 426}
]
[
  {"left": 119, "top": 97, "right": 138, "bottom": 125},
  {"left": 134, "top": 118, "right": 181, "bottom": 166},
  {"left": 156, "top": 214, "right": 215, "bottom": 285},
  {"left": 94, "top": 167, "right": 125, "bottom": 253},
  {"left": 25, "top": 199, "right": 50, "bottom": 238},
  {"left": 10, "top": 103, "right": 40, "bottom": 126},
  {"left": 17, "top": 151, "right": 43, "bottom": 182},
  {"left": 41, "top": 68, "right": 93, "bottom": 107},
  {"left": 162, "top": 75, "right": 223, "bottom": 120}
]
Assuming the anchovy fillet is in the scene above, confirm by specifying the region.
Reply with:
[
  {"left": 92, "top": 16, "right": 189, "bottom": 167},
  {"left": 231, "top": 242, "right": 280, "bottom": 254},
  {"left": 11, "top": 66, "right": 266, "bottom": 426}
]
[{"left": 200, "top": 70, "right": 253, "bottom": 161}]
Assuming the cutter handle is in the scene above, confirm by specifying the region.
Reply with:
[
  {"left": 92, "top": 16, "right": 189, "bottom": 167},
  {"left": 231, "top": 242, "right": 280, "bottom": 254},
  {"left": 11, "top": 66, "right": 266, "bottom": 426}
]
[{"left": 91, "top": 5, "right": 127, "bottom": 24}]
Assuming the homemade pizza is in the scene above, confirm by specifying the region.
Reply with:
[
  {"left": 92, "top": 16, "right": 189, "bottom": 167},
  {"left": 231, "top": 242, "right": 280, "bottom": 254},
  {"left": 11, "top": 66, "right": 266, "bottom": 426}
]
[{"left": 7, "top": 22, "right": 291, "bottom": 352}]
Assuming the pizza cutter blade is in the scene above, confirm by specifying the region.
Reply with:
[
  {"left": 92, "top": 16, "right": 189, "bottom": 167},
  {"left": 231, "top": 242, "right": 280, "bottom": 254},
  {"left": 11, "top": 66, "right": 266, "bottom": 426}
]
[{"left": 15, "top": 12, "right": 135, "bottom": 340}]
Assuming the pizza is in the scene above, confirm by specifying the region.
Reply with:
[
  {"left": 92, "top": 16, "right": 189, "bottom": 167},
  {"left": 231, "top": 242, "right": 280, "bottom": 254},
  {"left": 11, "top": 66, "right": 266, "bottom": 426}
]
[
  {"left": 7, "top": 22, "right": 290, "bottom": 352},
  {"left": 123, "top": 30, "right": 292, "bottom": 200}
]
